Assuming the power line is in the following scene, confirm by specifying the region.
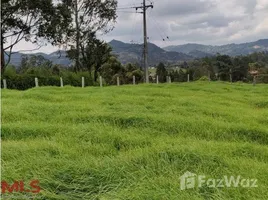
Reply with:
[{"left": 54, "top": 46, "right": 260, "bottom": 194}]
[
  {"left": 148, "top": 9, "right": 170, "bottom": 42},
  {"left": 117, "top": 11, "right": 141, "bottom": 14}
]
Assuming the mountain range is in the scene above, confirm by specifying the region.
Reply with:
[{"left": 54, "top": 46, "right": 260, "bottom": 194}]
[
  {"left": 164, "top": 39, "right": 268, "bottom": 56},
  {"left": 6, "top": 39, "right": 268, "bottom": 67},
  {"left": 109, "top": 40, "right": 193, "bottom": 66}
]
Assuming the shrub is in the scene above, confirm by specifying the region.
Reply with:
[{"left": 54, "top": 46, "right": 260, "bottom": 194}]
[{"left": 199, "top": 76, "right": 210, "bottom": 81}]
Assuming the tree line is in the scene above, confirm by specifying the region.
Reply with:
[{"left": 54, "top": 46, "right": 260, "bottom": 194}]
[
  {"left": 2, "top": 51, "right": 268, "bottom": 90},
  {"left": 157, "top": 52, "right": 268, "bottom": 83}
]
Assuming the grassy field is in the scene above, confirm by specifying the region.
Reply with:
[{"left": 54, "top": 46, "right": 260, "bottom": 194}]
[{"left": 1, "top": 82, "right": 268, "bottom": 199}]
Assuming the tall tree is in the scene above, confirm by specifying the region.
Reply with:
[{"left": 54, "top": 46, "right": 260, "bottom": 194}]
[
  {"left": 1, "top": 0, "right": 72, "bottom": 74},
  {"left": 65, "top": 0, "right": 117, "bottom": 72},
  {"left": 67, "top": 32, "right": 112, "bottom": 80},
  {"left": 156, "top": 62, "right": 168, "bottom": 83}
]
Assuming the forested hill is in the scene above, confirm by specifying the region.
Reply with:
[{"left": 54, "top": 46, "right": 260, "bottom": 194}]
[
  {"left": 6, "top": 39, "right": 268, "bottom": 67},
  {"left": 108, "top": 40, "right": 193, "bottom": 66},
  {"left": 164, "top": 39, "right": 268, "bottom": 57}
]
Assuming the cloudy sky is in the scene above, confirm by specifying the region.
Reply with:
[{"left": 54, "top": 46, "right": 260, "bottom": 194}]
[{"left": 12, "top": 0, "right": 268, "bottom": 53}]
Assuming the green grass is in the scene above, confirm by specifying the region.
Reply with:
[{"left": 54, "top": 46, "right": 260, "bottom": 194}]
[{"left": 1, "top": 82, "right": 268, "bottom": 199}]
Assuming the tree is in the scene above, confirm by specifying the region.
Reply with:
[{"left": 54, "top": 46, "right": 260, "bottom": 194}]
[
  {"left": 125, "top": 63, "right": 143, "bottom": 84},
  {"left": 92, "top": 40, "right": 112, "bottom": 82},
  {"left": 67, "top": 33, "right": 112, "bottom": 80},
  {"left": 100, "top": 56, "right": 124, "bottom": 85},
  {"left": 215, "top": 55, "right": 233, "bottom": 81},
  {"left": 156, "top": 62, "right": 167, "bottom": 83},
  {"left": 1, "top": 0, "right": 72, "bottom": 74},
  {"left": 65, "top": 0, "right": 117, "bottom": 72}
]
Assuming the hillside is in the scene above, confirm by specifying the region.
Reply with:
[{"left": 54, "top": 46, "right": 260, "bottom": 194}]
[
  {"left": 2, "top": 83, "right": 268, "bottom": 199},
  {"left": 109, "top": 40, "right": 193, "bottom": 66},
  {"left": 164, "top": 39, "right": 268, "bottom": 56},
  {"left": 6, "top": 39, "right": 268, "bottom": 67},
  {"left": 5, "top": 51, "right": 72, "bottom": 67}
]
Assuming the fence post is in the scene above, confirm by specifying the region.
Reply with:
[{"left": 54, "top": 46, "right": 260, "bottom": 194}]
[
  {"left": 187, "top": 74, "right": 190, "bottom": 82},
  {"left": 35, "top": 77, "right": 39, "bottom": 87},
  {"left": 3, "top": 79, "right": 7, "bottom": 89},
  {"left": 166, "top": 76, "right": 169, "bottom": 83},
  {"left": 156, "top": 75, "right": 159, "bottom": 84},
  {"left": 60, "top": 77, "right": 64, "bottom": 88},
  {"left": 100, "top": 76, "right": 103, "bottom": 88},
  {"left": 133, "top": 76, "right": 136, "bottom": 85},
  {"left": 82, "top": 77, "right": 85, "bottom": 88},
  {"left": 117, "top": 76, "right": 120, "bottom": 86},
  {"left": 253, "top": 76, "right": 256, "bottom": 86},
  {"left": 169, "top": 76, "right": 172, "bottom": 84}
]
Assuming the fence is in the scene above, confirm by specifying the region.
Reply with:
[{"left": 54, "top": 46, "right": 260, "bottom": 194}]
[{"left": 1, "top": 74, "right": 265, "bottom": 90}]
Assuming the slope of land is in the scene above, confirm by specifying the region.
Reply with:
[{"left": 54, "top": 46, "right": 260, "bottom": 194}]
[
  {"left": 2, "top": 82, "right": 268, "bottom": 199},
  {"left": 109, "top": 40, "right": 193, "bottom": 65},
  {"left": 164, "top": 39, "right": 268, "bottom": 56},
  {"left": 6, "top": 39, "right": 268, "bottom": 67}
]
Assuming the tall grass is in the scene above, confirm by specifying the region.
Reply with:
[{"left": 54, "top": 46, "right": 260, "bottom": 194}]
[{"left": 1, "top": 82, "right": 268, "bottom": 199}]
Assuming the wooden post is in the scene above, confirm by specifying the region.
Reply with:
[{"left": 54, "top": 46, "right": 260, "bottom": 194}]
[
  {"left": 117, "top": 76, "right": 120, "bottom": 86},
  {"left": 166, "top": 76, "right": 169, "bottom": 83},
  {"left": 100, "top": 76, "right": 103, "bottom": 87},
  {"left": 187, "top": 74, "right": 190, "bottom": 82},
  {"left": 133, "top": 76, "right": 136, "bottom": 85},
  {"left": 156, "top": 75, "right": 159, "bottom": 84},
  {"left": 3, "top": 79, "right": 7, "bottom": 89},
  {"left": 60, "top": 77, "right": 63, "bottom": 88},
  {"left": 169, "top": 76, "right": 171, "bottom": 83},
  {"left": 35, "top": 78, "right": 39, "bottom": 87},
  {"left": 82, "top": 77, "right": 85, "bottom": 88}
]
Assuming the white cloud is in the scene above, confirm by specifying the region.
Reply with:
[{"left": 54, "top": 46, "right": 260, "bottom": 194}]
[{"left": 9, "top": 0, "right": 268, "bottom": 53}]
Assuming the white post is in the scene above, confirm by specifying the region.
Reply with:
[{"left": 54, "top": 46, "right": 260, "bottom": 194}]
[
  {"left": 166, "top": 76, "right": 169, "bottom": 83},
  {"left": 35, "top": 78, "right": 39, "bottom": 87},
  {"left": 169, "top": 76, "right": 172, "bottom": 83},
  {"left": 60, "top": 77, "right": 63, "bottom": 88},
  {"left": 156, "top": 75, "right": 159, "bottom": 84},
  {"left": 117, "top": 76, "right": 120, "bottom": 86},
  {"left": 82, "top": 77, "right": 85, "bottom": 88},
  {"left": 100, "top": 76, "right": 103, "bottom": 88},
  {"left": 133, "top": 76, "right": 136, "bottom": 85},
  {"left": 253, "top": 76, "right": 256, "bottom": 86},
  {"left": 3, "top": 79, "right": 7, "bottom": 89},
  {"left": 187, "top": 74, "right": 190, "bottom": 82}
]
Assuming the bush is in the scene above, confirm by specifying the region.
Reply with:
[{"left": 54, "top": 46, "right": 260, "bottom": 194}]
[
  {"left": 199, "top": 76, "right": 210, "bottom": 81},
  {"left": 2, "top": 72, "right": 94, "bottom": 90}
]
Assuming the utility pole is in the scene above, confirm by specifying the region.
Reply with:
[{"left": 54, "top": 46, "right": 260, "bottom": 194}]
[
  {"left": 75, "top": 0, "right": 80, "bottom": 73},
  {"left": 134, "top": 1, "right": 153, "bottom": 83}
]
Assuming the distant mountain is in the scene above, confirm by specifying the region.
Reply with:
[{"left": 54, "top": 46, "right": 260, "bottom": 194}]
[
  {"left": 164, "top": 39, "right": 268, "bottom": 56},
  {"left": 187, "top": 50, "right": 214, "bottom": 58},
  {"left": 6, "top": 51, "right": 72, "bottom": 67},
  {"left": 7, "top": 39, "right": 268, "bottom": 67},
  {"left": 108, "top": 40, "right": 193, "bottom": 66}
]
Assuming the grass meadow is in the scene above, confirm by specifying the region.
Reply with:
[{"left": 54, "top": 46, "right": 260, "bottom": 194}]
[{"left": 1, "top": 82, "right": 268, "bottom": 199}]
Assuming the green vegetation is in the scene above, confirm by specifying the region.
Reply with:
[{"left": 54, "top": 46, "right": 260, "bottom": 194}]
[
  {"left": 2, "top": 82, "right": 268, "bottom": 199},
  {"left": 168, "top": 52, "right": 268, "bottom": 83}
]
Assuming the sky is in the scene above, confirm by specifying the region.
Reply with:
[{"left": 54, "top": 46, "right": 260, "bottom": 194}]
[{"left": 10, "top": 0, "right": 268, "bottom": 53}]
